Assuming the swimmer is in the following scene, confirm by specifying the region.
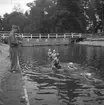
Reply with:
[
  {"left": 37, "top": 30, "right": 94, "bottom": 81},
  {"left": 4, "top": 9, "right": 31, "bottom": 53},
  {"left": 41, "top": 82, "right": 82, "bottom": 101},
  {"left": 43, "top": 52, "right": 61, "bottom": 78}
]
[
  {"left": 68, "top": 62, "right": 77, "bottom": 70},
  {"left": 48, "top": 49, "right": 52, "bottom": 58},
  {"left": 52, "top": 54, "right": 61, "bottom": 69},
  {"left": 56, "top": 53, "right": 60, "bottom": 57},
  {"left": 52, "top": 49, "right": 57, "bottom": 60},
  {"left": 80, "top": 72, "right": 92, "bottom": 77}
]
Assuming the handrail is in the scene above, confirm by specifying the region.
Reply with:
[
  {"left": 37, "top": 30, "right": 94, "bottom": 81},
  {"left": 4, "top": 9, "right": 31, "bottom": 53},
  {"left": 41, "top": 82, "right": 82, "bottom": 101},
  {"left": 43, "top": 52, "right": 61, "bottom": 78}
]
[{"left": 0, "top": 33, "right": 83, "bottom": 39}]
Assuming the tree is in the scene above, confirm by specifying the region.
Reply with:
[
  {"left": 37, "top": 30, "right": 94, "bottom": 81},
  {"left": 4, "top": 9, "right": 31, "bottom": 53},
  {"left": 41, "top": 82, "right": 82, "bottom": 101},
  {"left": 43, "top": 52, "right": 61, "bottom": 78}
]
[
  {"left": 2, "top": 13, "right": 11, "bottom": 31},
  {"left": 53, "top": 0, "right": 87, "bottom": 33},
  {"left": 26, "top": 0, "right": 58, "bottom": 33},
  {"left": 0, "top": 16, "right": 3, "bottom": 31},
  {"left": 81, "top": 0, "right": 104, "bottom": 33},
  {"left": 2, "top": 0, "right": 103, "bottom": 33},
  {"left": 13, "top": 4, "right": 24, "bottom": 13},
  {"left": 2, "top": 12, "right": 28, "bottom": 32}
]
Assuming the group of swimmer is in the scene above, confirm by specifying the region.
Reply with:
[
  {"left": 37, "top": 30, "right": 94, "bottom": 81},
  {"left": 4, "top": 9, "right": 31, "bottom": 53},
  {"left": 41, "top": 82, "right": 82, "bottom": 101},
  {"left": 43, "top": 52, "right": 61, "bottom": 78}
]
[
  {"left": 48, "top": 49, "right": 61, "bottom": 70},
  {"left": 48, "top": 49, "right": 78, "bottom": 71},
  {"left": 48, "top": 49, "right": 102, "bottom": 83}
]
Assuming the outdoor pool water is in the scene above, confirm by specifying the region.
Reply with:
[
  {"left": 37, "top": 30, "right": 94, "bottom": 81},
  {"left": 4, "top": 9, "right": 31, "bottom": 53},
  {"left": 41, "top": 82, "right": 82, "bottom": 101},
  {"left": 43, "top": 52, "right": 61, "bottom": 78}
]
[{"left": 18, "top": 44, "right": 104, "bottom": 105}]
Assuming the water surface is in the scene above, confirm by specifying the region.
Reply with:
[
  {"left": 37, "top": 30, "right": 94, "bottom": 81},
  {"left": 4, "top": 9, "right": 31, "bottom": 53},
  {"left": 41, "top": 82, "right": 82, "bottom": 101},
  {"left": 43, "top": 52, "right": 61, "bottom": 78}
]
[{"left": 19, "top": 44, "right": 104, "bottom": 105}]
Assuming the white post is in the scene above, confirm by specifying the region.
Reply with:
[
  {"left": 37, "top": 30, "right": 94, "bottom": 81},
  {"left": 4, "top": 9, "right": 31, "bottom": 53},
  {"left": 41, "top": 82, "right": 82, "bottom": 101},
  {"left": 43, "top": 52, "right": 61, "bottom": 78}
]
[
  {"left": 31, "top": 34, "right": 32, "bottom": 39},
  {"left": 79, "top": 33, "right": 82, "bottom": 38},
  {"left": 56, "top": 34, "right": 58, "bottom": 38},
  {"left": 39, "top": 34, "right": 41, "bottom": 39},
  {"left": 22, "top": 34, "right": 24, "bottom": 38},
  {"left": 2, "top": 34, "right": 5, "bottom": 39},
  {"left": 71, "top": 33, "right": 74, "bottom": 38},
  {"left": 64, "top": 34, "right": 66, "bottom": 38},
  {"left": 48, "top": 34, "right": 50, "bottom": 39}
]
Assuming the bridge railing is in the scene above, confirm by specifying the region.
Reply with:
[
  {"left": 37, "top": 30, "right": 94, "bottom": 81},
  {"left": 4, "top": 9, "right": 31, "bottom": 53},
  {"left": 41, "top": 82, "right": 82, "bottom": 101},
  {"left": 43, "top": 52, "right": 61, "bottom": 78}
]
[{"left": 0, "top": 33, "right": 83, "bottom": 39}]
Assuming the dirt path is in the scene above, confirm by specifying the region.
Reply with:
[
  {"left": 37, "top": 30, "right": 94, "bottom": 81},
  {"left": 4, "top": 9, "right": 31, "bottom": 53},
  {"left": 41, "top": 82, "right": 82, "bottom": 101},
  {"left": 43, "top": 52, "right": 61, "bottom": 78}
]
[{"left": 0, "top": 43, "right": 27, "bottom": 105}]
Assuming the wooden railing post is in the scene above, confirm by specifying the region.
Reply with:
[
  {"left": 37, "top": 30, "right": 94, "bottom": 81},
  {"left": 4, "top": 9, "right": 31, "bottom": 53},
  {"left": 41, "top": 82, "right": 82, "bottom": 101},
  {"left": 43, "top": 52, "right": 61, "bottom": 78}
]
[
  {"left": 22, "top": 34, "right": 24, "bottom": 38},
  {"left": 64, "top": 34, "right": 66, "bottom": 38},
  {"left": 79, "top": 33, "right": 82, "bottom": 38},
  {"left": 56, "top": 34, "right": 58, "bottom": 38},
  {"left": 48, "top": 34, "right": 50, "bottom": 39},
  {"left": 39, "top": 34, "right": 41, "bottom": 39},
  {"left": 2, "top": 34, "right": 5, "bottom": 39},
  {"left": 71, "top": 33, "right": 74, "bottom": 38},
  {"left": 31, "top": 34, "right": 32, "bottom": 39}
]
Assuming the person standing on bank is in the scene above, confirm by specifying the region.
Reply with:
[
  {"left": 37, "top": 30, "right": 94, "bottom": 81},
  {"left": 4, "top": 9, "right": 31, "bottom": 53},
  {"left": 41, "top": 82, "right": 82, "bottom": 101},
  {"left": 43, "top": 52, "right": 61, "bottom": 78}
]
[{"left": 8, "top": 25, "right": 21, "bottom": 72}]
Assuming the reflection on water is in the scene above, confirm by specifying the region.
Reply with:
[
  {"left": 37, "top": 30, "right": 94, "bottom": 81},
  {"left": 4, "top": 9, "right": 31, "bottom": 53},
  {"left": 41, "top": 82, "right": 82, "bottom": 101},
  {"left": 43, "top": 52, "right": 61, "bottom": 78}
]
[{"left": 18, "top": 44, "right": 104, "bottom": 105}]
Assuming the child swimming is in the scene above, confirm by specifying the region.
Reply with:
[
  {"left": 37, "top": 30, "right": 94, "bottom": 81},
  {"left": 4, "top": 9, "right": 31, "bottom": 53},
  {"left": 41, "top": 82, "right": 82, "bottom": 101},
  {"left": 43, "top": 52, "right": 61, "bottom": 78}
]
[
  {"left": 51, "top": 49, "right": 57, "bottom": 60},
  {"left": 48, "top": 49, "right": 52, "bottom": 58},
  {"left": 48, "top": 49, "right": 61, "bottom": 70},
  {"left": 52, "top": 53, "right": 61, "bottom": 69},
  {"left": 68, "top": 62, "right": 77, "bottom": 70}
]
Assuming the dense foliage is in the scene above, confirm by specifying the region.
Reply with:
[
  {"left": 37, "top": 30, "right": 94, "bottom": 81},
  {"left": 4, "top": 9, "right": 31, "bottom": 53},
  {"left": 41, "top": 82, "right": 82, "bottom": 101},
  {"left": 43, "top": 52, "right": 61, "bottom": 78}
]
[{"left": 0, "top": 0, "right": 104, "bottom": 33}]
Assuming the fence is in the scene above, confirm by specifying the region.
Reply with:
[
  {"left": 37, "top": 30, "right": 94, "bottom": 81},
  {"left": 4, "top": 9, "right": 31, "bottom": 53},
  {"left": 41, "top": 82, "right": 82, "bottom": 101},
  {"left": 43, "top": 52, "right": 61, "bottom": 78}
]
[
  {"left": 0, "top": 33, "right": 83, "bottom": 39},
  {"left": 1, "top": 32, "right": 104, "bottom": 40}
]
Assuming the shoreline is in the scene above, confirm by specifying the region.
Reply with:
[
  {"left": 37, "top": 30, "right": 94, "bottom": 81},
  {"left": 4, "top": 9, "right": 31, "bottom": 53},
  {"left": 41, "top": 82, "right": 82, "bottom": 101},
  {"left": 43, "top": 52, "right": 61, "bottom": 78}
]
[
  {"left": 77, "top": 40, "right": 104, "bottom": 47},
  {"left": 21, "top": 38, "right": 104, "bottom": 47}
]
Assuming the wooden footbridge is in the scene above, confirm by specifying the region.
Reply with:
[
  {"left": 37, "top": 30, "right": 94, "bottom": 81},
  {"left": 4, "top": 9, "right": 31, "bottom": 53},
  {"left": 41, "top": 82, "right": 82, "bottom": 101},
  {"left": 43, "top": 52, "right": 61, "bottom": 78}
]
[{"left": 0, "top": 32, "right": 86, "bottom": 45}]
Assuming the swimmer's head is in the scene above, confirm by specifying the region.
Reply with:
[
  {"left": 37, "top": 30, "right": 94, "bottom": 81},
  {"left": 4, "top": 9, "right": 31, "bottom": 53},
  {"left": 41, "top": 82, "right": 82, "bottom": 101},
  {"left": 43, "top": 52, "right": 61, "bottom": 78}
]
[
  {"left": 69, "top": 62, "right": 73, "bottom": 65},
  {"left": 86, "top": 73, "right": 91, "bottom": 76},
  {"left": 53, "top": 50, "right": 56, "bottom": 53},
  {"left": 48, "top": 49, "right": 51, "bottom": 51}
]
